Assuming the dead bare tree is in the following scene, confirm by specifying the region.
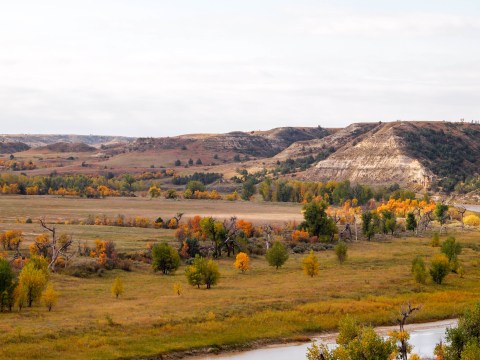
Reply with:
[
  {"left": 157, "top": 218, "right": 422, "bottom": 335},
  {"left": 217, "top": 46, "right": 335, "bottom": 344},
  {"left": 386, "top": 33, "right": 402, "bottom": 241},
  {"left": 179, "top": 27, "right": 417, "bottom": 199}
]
[
  {"left": 39, "top": 219, "right": 73, "bottom": 272},
  {"left": 396, "top": 303, "right": 421, "bottom": 360},
  {"left": 457, "top": 206, "right": 466, "bottom": 230},
  {"left": 263, "top": 224, "right": 272, "bottom": 250},
  {"left": 223, "top": 216, "right": 240, "bottom": 257}
]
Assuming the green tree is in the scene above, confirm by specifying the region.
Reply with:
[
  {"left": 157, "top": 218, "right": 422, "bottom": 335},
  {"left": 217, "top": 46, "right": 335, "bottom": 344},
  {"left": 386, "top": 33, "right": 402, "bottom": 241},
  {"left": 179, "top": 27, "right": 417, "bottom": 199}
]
[
  {"left": 265, "top": 241, "right": 289, "bottom": 269},
  {"left": 122, "top": 174, "right": 136, "bottom": 193},
  {"left": 381, "top": 210, "right": 396, "bottom": 235},
  {"left": 362, "top": 211, "right": 376, "bottom": 241},
  {"left": 186, "top": 180, "right": 205, "bottom": 193},
  {"left": 430, "top": 254, "right": 450, "bottom": 284},
  {"left": 152, "top": 243, "right": 181, "bottom": 275},
  {"left": 302, "top": 200, "right": 337, "bottom": 240},
  {"left": 335, "top": 241, "right": 348, "bottom": 264},
  {"left": 241, "top": 179, "right": 256, "bottom": 200},
  {"left": 307, "top": 316, "right": 396, "bottom": 360},
  {"left": 200, "top": 217, "right": 226, "bottom": 257},
  {"left": 406, "top": 212, "right": 417, "bottom": 231},
  {"left": 411, "top": 256, "right": 427, "bottom": 284},
  {"left": 185, "top": 256, "right": 220, "bottom": 289},
  {"left": 434, "top": 202, "right": 449, "bottom": 226},
  {"left": 185, "top": 255, "right": 205, "bottom": 288},
  {"left": 441, "top": 236, "right": 462, "bottom": 272},
  {"left": 203, "top": 259, "right": 220, "bottom": 289},
  {"left": 0, "top": 258, "right": 14, "bottom": 295},
  {"left": 442, "top": 302, "right": 480, "bottom": 359}
]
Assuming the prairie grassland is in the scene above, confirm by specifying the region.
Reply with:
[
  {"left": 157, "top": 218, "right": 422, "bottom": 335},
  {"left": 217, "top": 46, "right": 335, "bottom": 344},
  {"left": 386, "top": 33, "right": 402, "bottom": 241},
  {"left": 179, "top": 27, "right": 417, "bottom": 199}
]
[
  {"left": 0, "top": 196, "right": 480, "bottom": 359},
  {"left": 0, "top": 195, "right": 304, "bottom": 225}
]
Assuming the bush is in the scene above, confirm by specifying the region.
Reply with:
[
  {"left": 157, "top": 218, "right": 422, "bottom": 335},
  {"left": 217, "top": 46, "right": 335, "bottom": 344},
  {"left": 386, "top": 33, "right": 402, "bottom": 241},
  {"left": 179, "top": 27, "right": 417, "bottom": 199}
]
[
  {"left": 411, "top": 256, "right": 427, "bottom": 284},
  {"left": 441, "top": 236, "right": 461, "bottom": 272},
  {"left": 335, "top": 242, "right": 348, "bottom": 264},
  {"left": 431, "top": 232, "right": 440, "bottom": 247},
  {"left": 266, "top": 241, "right": 289, "bottom": 269},
  {"left": 430, "top": 254, "right": 450, "bottom": 284},
  {"left": 152, "top": 243, "right": 181, "bottom": 275},
  {"left": 302, "top": 250, "right": 320, "bottom": 277},
  {"left": 464, "top": 214, "right": 480, "bottom": 226}
]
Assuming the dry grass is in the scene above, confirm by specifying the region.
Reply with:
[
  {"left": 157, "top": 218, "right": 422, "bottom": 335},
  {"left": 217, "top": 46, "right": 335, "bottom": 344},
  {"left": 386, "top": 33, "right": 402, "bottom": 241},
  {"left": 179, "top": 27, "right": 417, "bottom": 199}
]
[{"left": 0, "top": 196, "right": 479, "bottom": 359}]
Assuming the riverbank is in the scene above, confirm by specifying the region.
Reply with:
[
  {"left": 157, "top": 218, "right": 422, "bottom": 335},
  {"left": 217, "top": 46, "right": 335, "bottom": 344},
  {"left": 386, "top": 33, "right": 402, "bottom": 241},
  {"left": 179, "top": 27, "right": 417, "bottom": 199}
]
[{"left": 182, "top": 319, "right": 457, "bottom": 360}]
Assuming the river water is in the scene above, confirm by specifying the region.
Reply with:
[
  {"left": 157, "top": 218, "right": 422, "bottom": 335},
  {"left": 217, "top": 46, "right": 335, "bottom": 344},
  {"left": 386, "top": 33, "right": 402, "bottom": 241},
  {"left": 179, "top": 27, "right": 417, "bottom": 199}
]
[
  {"left": 456, "top": 204, "right": 480, "bottom": 212},
  {"left": 198, "top": 319, "right": 457, "bottom": 360}
]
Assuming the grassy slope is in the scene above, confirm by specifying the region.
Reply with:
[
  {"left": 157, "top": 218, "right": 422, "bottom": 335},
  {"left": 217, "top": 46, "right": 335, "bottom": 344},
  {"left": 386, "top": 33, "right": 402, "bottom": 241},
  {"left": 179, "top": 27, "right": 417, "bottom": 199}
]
[{"left": 0, "top": 197, "right": 479, "bottom": 359}]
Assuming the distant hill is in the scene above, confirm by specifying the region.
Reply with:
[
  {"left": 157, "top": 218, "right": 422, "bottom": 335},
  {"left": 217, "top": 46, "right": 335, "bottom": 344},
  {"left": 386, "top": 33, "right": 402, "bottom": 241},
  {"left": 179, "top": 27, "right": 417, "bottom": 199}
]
[
  {"left": 39, "top": 142, "right": 97, "bottom": 153},
  {"left": 1, "top": 122, "right": 479, "bottom": 193},
  {"left": 0, "top": 142, "right": 30, "bottom": 154},
  {"left": 0, "top": 134, "right": 135, "bottom": 148}
]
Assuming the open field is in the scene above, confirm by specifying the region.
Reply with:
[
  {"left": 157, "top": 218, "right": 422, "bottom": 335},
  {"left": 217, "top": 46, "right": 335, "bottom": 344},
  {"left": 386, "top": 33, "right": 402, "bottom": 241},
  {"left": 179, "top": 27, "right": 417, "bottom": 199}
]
[{"left": 0, "top": 196, "right": 480, "bottom": 359}]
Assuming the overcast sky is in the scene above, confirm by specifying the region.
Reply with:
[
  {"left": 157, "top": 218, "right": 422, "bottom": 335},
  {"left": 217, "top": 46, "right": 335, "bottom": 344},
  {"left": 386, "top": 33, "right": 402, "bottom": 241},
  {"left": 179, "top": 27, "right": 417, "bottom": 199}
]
[{"left": 1, "top": 0, "right": 479, "bottom": 137}]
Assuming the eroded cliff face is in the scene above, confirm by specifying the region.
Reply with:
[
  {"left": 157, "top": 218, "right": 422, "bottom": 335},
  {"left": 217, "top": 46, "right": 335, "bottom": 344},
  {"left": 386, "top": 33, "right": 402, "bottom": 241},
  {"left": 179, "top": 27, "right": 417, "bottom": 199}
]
[{"left": 304, "top": 123, "right": 434, "bottom": 186}]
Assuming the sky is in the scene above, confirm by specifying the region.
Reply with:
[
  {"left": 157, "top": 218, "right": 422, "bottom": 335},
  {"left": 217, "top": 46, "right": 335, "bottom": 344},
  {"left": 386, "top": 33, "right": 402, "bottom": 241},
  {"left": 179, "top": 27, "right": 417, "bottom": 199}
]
[{"left": 0, "top": 0, "right": 479, "bottom": 137}]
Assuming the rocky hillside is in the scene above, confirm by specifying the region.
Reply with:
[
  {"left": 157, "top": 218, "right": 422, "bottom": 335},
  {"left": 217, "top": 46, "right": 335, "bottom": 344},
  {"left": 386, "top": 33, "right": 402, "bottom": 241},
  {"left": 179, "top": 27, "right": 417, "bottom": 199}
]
[
  {"left": 304, "top": 121, "right": 480, "bottom": 190},
  {"left": 123, "top": 127, "right": 330, "bottom": 158}
]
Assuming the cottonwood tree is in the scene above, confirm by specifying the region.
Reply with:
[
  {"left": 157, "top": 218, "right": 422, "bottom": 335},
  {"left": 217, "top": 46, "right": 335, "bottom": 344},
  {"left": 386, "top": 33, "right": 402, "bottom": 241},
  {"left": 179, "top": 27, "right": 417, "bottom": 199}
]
[
  {"left": 302, "top": 250, "right": 320, "bottom": 277},
  {"left": 18, "top": 256, "right": 49, "bottom": 307},
  {"left": 41, "top": 284, "right": 59, "bottom": 311},
  {"left": 152, "top": 243, "right": 181, "bottom": 274},
  {"left": 266, "top": 241, "right": 289, "bottom": 269}
]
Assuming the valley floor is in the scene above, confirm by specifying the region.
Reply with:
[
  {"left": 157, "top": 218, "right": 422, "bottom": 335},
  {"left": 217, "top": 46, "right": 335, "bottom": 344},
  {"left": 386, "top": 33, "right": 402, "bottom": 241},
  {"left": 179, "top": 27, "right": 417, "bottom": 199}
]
[{"left": 0, "top": 196, "right": 479, "bottom": 359}]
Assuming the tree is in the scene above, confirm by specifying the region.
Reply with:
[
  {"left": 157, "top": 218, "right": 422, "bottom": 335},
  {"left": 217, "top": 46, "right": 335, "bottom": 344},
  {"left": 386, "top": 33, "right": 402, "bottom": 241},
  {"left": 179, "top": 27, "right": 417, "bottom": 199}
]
[
  {"left": 185, "top": 256, "right": 220, "bottom": 289},
  {"left": 302, "top": 200, "right": 337, "bottom": 240},
  {"left": 431, "top": 232, "right": 440, "bottom": 247},
  {"left": 430, "top": 254, "right": 450, "bottom": 284},
  {"left": 434, "top": 202, "right": 449, "bottom": 228},
  {"left": 186, "top": 180, "right": 205, "bottom": 193},
  {"left": 0, "top": 258, "right": 14, "bottom": 295},
  {"left": 441, "top": 236, "right": 461, "bottom": 272},
  {"left": 307, "top": 316, "right": 397, "bottom": 360},
  {"left": 41, "top": 284, "right": 59, "bottom": 311},
  {"left": 148, "top": 185, "right": 161, "bottom": 198},
  {"left": 152, "top": 243, "right": 181, "bottom": 274},
  {"left": 122, "top": 174, "right": 136, "bottom": 193},
  {"left": 335, "top": 242, "right": 348, "bottom": 264},
  {"left": 234, "top": 252, "right": 250, "bottom": 273},
  {"left": 18, "top": 257, "right": 49, "bottom": 307},
  {"left": 185, "top": 256, "right": 205, "bottom": 288},
  {"left": 111, "top": 277, "right": 124, "bottom": 299},
  {"left": 265, "top": 241, "right": 289, "bottom": 269},
  {"left": 441, "top": 302, "right": 480, "bottom": 359},
  {"left": 241, "top": 179, "right": 256, "bottom": 200},
  {"left": 302, "top": 250, "right": 320, "bottom": 277},
  {"left": 38, "top": 219, "right": 74, "bottom": 272},
  {"left": 406, "top": 212, "right": 417, "bottom": 231},
  {"left": 200, "top": 217, "right": 226, "bottom": 258},
  {"left": 203, "top": 259, "right": 220, "bottom": 289},
  {"left": 411, "top": 256, "right": 427, "bottom": 284},
  {"left": 361, "top": 211, "right": 376, "bottom": 241}
]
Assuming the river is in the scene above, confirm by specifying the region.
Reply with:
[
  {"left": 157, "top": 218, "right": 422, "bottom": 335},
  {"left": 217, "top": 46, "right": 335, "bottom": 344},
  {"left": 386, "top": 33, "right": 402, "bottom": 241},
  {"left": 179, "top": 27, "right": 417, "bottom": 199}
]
[
  {"left": 455, "top": 204, "right": 480, "bottom": 212},
  {"left": 196, "top": 319, "right": 457, "bottom": 360}
]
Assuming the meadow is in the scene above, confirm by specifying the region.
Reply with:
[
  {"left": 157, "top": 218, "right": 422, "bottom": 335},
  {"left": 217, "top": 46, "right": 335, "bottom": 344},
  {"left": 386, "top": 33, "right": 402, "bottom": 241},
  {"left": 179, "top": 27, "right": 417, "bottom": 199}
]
[{"left": 0, "top": 196, "right": 479, "bottom": 359}]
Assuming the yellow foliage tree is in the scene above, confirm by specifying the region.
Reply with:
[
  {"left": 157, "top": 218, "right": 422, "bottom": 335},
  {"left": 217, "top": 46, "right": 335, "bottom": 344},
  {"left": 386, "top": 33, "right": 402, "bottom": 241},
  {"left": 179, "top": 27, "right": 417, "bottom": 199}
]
[
  {"left": 148, "top": 185, "right": 161, "bottom": 198},
  {"left": 173, "top": 283, "right": 182, "bottom": 296},
  {"left": 464, "top": 214, "right": 480, "bottom": 226},
  {"left": 41, "top": 284, "right": 59, "bottom": 311},
  {"left": 111, "top": 277, "right": 124, "bottom": 299},
  {"left": 302, "top": 250, "right": 320, "bottom": 277},
  {"left": 234, "top": 252, "right": 250, "bottom": 273}
]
